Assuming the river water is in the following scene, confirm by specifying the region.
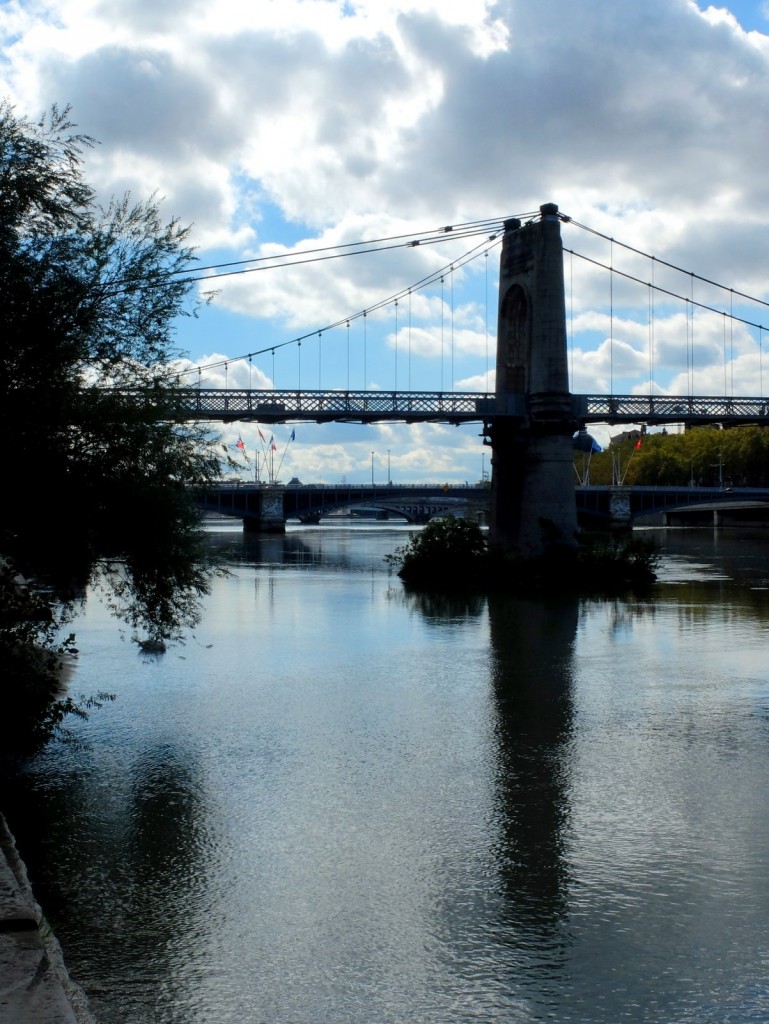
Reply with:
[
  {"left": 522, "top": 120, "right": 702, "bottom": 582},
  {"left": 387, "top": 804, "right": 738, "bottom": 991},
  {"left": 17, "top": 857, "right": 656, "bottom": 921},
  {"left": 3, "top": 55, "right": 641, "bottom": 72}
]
[{"left": 4, "top": 525, "right": 769, "bottom": 1024}]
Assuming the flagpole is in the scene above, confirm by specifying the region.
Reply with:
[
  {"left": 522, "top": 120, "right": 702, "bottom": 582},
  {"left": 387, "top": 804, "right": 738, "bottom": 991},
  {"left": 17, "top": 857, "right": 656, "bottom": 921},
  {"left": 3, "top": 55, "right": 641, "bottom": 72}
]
[
  {"left": 274, "top": 429, "right": 295, "bottom": 483},
  {"left": 256, "top": 426, "right": 269, "bottom": 485}
]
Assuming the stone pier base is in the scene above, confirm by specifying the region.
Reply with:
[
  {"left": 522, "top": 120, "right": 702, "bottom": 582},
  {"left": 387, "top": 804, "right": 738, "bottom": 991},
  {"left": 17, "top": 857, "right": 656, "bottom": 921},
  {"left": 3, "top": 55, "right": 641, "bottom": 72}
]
[{"left": 243, "top": 486, "right": 286, "bottom": 533}]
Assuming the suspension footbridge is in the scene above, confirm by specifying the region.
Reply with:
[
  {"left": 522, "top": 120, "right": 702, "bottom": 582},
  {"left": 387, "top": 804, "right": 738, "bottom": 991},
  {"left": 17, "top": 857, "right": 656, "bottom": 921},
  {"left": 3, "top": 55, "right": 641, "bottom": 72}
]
[{"left": 175, "top": 204, "right": 769, "bottom": 553}]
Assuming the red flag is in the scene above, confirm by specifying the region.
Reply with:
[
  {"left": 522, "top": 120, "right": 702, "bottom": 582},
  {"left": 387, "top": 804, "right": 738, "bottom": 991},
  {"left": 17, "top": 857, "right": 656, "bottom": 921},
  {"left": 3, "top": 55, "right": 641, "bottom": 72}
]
[
  {"left": 635, "top": 437, "right": 642, "bottom": 450},
  {"left": 236, "top": 436, "right": 245, "bottom": 450},
  {"left": 258, "top": 429, "right": 266, "bottom": 442}
]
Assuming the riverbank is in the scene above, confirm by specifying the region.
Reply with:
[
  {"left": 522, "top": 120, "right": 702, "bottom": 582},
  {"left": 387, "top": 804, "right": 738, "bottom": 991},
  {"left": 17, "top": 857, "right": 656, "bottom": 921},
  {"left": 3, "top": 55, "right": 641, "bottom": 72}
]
[{"left": 0, "top": 813, "right": 95, "bottom": 1024}]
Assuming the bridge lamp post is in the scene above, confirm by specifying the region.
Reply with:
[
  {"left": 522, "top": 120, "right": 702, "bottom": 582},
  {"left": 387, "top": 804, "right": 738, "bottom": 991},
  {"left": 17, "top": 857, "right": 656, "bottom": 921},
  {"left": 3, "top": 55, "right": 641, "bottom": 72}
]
[
  {"left": 371, "top": 451, "right": 374, "bottom": 485},
  {"left": 709, "top": 455, "right": 724, "bottom": 489},
  {"left": 388, "top": 449, "right": 391, "bottom": 485}
]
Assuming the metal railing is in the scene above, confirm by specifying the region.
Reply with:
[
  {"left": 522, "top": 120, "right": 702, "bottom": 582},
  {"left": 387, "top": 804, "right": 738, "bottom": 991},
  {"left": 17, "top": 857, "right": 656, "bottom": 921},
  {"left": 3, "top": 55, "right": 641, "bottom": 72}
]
[
  {"left": 577, "top": 394, "right": 769, "bottom": 424},
  {"left": 182, "top": 389, "right": 498, "bottom": 423},
  {"left": 179, "top": 388, "right": 769, "bottom": 426}
]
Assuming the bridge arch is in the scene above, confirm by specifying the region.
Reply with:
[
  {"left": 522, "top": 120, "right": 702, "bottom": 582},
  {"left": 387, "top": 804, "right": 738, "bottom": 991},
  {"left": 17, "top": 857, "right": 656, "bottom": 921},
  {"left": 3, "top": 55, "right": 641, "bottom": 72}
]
[
  {"left": 196, "top": 484, "right": 490, "bottom": 531},
  {"left": 575, "top": 486, "right": 769, "bottom": 527}
]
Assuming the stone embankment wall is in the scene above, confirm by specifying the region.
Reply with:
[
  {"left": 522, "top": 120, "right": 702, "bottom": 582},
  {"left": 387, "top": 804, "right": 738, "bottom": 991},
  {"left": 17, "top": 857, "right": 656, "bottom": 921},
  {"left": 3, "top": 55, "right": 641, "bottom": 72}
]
[{"left": 0, "top": 813, "right": 96, "bottom": 1024}]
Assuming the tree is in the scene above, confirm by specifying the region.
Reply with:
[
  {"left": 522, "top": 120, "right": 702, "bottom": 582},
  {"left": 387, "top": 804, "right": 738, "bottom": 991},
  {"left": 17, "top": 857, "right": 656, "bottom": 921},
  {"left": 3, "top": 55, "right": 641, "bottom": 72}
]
[
  {"left": 618, "top": 425, "right": 769, "bottom": 487},
  {"left": 0, "top": 102, "right": 223, "bottom": 748},
  {"left": 388, "top": 515, "right": 488, "bottom": 584}
]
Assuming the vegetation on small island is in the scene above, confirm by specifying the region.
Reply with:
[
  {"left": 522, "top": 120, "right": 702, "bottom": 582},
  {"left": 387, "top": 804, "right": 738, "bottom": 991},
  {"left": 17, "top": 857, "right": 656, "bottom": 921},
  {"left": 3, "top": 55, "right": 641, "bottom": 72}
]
[
  {"left": 0, "top": 101, "right": 224, "bottom": 754},
  {"left": 387, "top": 516, "right": 659, "bottom": 595}
]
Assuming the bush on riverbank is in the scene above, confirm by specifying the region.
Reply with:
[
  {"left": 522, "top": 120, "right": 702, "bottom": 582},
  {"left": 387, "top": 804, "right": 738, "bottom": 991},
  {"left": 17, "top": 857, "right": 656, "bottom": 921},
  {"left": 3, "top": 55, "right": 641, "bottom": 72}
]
[
  {"left": 388, "top": 516, "right": 658, "bottom": 595},
  {"left": 0, "top": 563, "right": 116, "bottom": 756}
]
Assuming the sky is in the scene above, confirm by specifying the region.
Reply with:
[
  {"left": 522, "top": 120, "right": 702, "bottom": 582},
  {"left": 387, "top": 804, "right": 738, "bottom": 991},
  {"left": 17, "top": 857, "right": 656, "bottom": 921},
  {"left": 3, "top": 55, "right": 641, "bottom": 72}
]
[{"left": 3, "top": 0, "right": 769, "bottom": 483}]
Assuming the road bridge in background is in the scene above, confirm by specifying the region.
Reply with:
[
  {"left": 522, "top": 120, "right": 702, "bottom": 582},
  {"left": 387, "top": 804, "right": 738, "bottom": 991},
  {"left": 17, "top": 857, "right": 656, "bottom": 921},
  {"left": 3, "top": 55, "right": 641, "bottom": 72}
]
[
  {"left": 198, "top": 483, "right": 490, "bottom": 529},
  {"left": 197, "top": 482, "right": 769, "bottom": 532}
]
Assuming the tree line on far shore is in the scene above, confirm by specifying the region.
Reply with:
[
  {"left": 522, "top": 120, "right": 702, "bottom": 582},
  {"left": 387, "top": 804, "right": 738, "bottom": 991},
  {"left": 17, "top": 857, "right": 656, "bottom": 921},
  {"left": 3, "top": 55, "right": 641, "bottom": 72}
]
[{"left": 578, "top": 425, "right": 769, "bottom": 489}]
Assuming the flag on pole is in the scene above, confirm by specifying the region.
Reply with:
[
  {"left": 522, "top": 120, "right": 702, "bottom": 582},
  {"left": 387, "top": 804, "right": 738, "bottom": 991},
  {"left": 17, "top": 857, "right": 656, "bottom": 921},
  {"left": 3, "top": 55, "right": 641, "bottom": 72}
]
[
  {"left": 270, "top": 435, "right": 277, "bottom": 451},
  {"left": 258, "top": 428, "right": 266, "bottom": 442},
  {"left": 236, "top": 435, "right": 245, "bottom": 450},
  {"left": 634, "top": 437, "right": 642, "bottom": 450},
  {"left": 289, "top": 429, "right": 296, "bottom": 442}
]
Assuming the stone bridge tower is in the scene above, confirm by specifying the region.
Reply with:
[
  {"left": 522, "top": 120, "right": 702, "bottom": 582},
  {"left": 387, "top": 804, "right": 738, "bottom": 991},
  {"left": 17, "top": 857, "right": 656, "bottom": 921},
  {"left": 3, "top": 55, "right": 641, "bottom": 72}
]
[{"left": 488, "top": 204, "right": 578, "bottom": 558}]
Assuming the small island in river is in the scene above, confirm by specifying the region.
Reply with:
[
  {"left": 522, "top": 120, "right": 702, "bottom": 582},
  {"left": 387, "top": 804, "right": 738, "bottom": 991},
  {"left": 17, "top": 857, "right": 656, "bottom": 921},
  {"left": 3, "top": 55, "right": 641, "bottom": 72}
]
[{"left": 387, "top": 516, "right": 658, "bottom": 596}]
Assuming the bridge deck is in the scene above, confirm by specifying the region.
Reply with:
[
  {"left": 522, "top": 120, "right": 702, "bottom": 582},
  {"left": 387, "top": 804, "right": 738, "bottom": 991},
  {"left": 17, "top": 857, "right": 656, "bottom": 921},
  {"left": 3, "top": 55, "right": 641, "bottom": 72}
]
[{"left": 177, "top": 389, "right": 769, "bottom": 426}]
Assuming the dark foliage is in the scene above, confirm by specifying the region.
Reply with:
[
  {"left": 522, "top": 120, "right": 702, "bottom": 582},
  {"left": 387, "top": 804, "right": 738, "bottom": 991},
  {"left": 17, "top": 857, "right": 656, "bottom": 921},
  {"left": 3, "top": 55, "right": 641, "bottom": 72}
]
[
  {"left": 387, "top": 516, "right": 488, "bottom": 585},
  {"left": 387, "top": 516, "right": 658, "bottom": 595},
  {"left": 0, "top": 102, "right": 223, "bottom": 750}
]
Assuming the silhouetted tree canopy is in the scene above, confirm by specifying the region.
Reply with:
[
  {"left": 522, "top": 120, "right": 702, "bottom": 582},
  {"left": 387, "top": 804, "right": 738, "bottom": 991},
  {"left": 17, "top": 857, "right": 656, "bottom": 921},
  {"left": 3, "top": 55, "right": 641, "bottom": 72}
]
[{"left": 0, "top": 101, "right": 223, "bottom": 749}]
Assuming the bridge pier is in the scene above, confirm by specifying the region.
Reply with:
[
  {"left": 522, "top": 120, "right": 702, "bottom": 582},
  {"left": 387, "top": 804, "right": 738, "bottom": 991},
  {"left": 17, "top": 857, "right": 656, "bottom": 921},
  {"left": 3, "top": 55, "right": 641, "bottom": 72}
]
[
  {"left": 608, "top": 488, "right": 633, "bottom": 526},
  {"left": 242, "top": 486, "right": 286, "bottom": 533},
  {"left": 198, "top": 484, "right": 287, "bottom": 532},
  {"left": 488, "top": 205, "right": 579, "bottom": 559}
]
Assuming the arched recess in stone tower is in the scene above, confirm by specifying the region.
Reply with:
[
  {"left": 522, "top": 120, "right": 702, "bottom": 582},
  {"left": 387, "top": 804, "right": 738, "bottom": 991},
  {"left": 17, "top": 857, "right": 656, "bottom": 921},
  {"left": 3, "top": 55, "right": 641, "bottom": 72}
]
[{"left": 498, "top": 283, "right": 529, "bottom": 395}]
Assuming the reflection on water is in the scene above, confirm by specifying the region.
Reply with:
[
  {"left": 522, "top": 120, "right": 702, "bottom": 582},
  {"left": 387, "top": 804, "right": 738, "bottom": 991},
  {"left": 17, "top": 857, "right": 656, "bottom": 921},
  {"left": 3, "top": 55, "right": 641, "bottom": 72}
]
[
  {"left": 488, "top": 598, "right": 576, "bottom": 976},
  {"left": 5, "top": 526, "right": 769, "bottom": 1023}
]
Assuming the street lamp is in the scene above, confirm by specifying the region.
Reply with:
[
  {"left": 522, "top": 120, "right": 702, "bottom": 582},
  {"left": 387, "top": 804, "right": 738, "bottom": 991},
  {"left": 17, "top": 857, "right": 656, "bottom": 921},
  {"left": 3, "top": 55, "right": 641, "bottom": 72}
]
[
  {"left": 371, "top": 451, "right": 374, "bottom": 486},
  {"left": 711, "top": 452, "right": 724, "bottom": 489}
]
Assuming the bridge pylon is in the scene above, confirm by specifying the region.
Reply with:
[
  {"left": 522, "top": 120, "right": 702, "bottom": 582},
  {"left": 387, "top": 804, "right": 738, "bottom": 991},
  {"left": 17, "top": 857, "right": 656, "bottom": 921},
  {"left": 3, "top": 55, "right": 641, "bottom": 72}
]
[{"left": 488, "top": 204, "right": 579, "bottom": 558}]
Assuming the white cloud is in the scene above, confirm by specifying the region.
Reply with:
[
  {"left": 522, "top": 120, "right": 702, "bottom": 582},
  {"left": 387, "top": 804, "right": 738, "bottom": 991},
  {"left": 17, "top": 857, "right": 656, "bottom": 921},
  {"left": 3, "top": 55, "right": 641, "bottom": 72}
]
[
  {"left": 174, "top": 355, "right": 272, "bottom": 390},
  {"left": 219, "top": 419, "right": 485, "bottom": 485},
  {"left": 7, "top": 0, "right": 769, "bottom": 265},
  {"left": 4, "top": 0, "right": 769, "bottom": 479},
  {"left": 2, "top": 0, "right": 767, "bottom": 231}
]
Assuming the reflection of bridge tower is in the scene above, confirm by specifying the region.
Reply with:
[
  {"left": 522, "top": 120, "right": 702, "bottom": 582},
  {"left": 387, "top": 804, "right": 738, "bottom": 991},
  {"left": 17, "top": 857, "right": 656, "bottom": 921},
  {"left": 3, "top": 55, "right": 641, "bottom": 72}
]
[{"left": 488, "top": 204, "right": 578, "bottom": 557}]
